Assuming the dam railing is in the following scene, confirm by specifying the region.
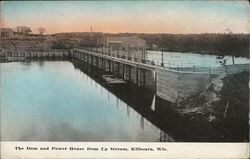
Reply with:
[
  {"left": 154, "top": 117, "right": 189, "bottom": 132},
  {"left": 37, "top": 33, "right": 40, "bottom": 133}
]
[
  {"left": 1, "top": 48, "right": 248, "bottom": 75},
  {"left": 72, "top": 48, "right": 249, "bottom": 75}
]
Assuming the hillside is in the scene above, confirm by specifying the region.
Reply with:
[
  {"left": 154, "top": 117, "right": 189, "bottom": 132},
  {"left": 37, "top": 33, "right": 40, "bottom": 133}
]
[{"left": 1, "top": 34, "right": 52, "bottom": 52}]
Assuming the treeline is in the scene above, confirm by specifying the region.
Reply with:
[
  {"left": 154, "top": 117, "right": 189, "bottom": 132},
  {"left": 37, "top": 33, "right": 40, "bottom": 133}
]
[
  {"left": 50, "top": 32, "right": 249, "bottom": 58},
  {"left": 138, "top": 33, "right": 249, "bottom": 58},
  {"left": 50, "top": 32, "right": 100, "bottom": 49}
]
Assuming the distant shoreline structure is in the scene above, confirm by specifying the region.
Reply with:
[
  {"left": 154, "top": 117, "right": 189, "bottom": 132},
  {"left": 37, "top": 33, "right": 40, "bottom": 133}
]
[{"left": 1, "top": 29, "right": 249, "bottom": 58}]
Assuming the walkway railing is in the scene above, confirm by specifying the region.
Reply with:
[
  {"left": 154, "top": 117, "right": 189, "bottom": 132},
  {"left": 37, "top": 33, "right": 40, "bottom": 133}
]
[{"left": 73, "top": 47, "right": 250, "bottom": 75}]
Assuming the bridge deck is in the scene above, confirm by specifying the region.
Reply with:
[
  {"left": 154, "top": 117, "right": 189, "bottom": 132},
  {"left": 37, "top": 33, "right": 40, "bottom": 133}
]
[{"left": 73, "top": 48, "right": 157, "bottom": 71}]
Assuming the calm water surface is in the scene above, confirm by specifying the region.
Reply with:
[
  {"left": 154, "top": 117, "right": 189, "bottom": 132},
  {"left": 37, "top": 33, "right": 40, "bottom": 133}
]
[
  {"left": 0, "top": 61, "right": 172, "bottom": 141},
  {"left": 147, "top": 51, "right": 250, "bottom": 67}
]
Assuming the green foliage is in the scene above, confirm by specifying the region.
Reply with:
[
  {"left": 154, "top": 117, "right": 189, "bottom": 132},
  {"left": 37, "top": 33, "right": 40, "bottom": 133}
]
[
  {"left": 51, "top": 39, "right": 73, "bottom": 49},
  {"left": 138, "top": 33, "right": 249, "bottom": 57},
  {"left": 50, "top": 32, "right": 249, "bottom": 57}
]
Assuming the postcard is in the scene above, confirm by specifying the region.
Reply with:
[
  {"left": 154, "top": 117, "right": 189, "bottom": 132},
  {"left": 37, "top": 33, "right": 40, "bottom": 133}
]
[{"left": 0, "top": 0, "right": 249, "bottom": 159}]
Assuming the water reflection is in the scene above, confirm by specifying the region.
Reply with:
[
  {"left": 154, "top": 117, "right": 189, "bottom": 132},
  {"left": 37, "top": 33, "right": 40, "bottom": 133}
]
[
  {"left": 71, "top": 59, "right": 243, "bottom": 142},
  {"left": 1, "top": 61, "right": 174, "bottom": 142},
  {"left": 2, "top": 60, "right": 240, "bottom": 142}
]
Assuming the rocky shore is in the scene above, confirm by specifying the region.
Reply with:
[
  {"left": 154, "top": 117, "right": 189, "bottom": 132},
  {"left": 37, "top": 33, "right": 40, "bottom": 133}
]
[{"left": 176, "top": 71, "right": 249, "bottom": 141}]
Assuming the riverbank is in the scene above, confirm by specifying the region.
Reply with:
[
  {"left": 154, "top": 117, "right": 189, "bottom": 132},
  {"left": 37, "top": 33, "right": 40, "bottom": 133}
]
[{"left": 176, "top": 71, "right": 249, "bottom": 141}]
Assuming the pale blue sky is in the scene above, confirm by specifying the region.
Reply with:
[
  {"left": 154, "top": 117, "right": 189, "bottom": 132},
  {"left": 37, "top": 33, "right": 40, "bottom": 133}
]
[{"left": 1, "top": 1, "right": 250, "bottom": 34}]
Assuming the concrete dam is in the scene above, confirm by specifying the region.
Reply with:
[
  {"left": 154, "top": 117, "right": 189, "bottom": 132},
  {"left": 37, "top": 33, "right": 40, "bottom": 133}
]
[
  {"left": 71, "top": 48, "right": 249, "bottom": 103},
  {"left": 1, "top": 48, "right": 248, "bottom": 103}
]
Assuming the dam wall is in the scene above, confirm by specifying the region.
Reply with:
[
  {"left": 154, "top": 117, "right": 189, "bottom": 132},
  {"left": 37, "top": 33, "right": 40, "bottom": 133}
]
[
  {"left": 2, "top": 48, "right": 247, "bottom": 104},
  {"left": 156, "top": 68, "right": 213, "bottom": 103}
]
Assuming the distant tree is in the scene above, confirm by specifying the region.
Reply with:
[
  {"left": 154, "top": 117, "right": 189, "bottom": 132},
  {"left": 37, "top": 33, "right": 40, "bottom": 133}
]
[
  {"left": 217, "top": 28, "right": 239, "bottom": 65},
  {"left": 15, "top": 26, "right": 32, "bottom": 34},
  {"left": 51, "top": 39, "right": 73, "bottom": 49},
  {"left": 38, "top": 27, "right": 46, "bottom": 35}
]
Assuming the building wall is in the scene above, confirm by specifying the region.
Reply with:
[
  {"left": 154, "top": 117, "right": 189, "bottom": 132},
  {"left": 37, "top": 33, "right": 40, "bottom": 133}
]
[
  {"left": 101, "top": 36, "right": 146, "bottom": 61},
  {"left": 106, "top": 36, "right": 146, "bottom": 50}
]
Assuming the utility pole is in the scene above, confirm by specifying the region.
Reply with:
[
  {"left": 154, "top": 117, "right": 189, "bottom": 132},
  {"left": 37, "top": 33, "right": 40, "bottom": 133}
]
[
  {"left": 161, "top": 48, "right": 164, "bottom": 67},
  {"left": 90, "top": 26, "right": 93, "bottom": 50},
  {"left": 141, "top": 47, "right": 144, "bottom": 63}
]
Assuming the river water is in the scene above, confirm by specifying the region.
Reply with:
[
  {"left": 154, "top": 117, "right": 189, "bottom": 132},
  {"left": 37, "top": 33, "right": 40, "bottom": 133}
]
[
  {"left": 0, "top": 61, "right": 173, "bottom": 142},
  {"left": 147, "top": 51, "right": 250, "bottom": 67},
  {"left": 1, "top": 60, "right": 246, "bottom": 142}
]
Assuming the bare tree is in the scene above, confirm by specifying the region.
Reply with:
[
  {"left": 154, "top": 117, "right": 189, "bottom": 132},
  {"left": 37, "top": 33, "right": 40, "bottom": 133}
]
[
  {"left": 217, "top": 28, "right": 238, "bottom": 65},
  {"left": 15, "top": 26, "right": 32, "bottom": 34},
  {"left": 38, "top": 27, "right": 46, "bottom": 35}
]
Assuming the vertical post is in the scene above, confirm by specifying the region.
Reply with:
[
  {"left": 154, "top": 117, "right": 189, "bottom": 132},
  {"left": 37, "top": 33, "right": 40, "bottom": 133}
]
[
  {"left": 128, "top": 66, "right": 131, "bottom": 81},
  {"left": 127, "top": 46, "right": 130, "bottom": 60},
  {"left": 136, "top": 67, "right": 139, "bottom": 86},
  {"left": 123, "top": 64, "right": 125, "bottom": 79},
  {"left": 102, "top": 58, "right": 104, "bottom": 69},
  {"left": 224, "top": 102, "right": 229, "bottom": 118},
  {"left": 117, "top": 62, "right": 120, "bottom": 75},
  {"left": 161, "top": 49, "right": 164, "bottom": 67},
  {"left": 112, "top": 61, "right": 115, "bottom": 73},
  {"left": 117, "top": 48, "right": 119, "bottom": 57},
  {"left": 109, "top": 60, "right": 111, "bottom": 72},
  {"left": 144, "top": 47, "right": 146, "bottom": 61},
  {"left": 92, "top": 55, "right": 94, "bottom": 65},
  {"left": 141, "top": 47, "right": 144, "bottom": 63},
  {"left": 96, "top": 57, "right": 99, "bottom": 67},
  {"left": 143, "top": 70, "right": 146, "bottom": 86},
  {"left": 154, "top": 71, "right": 157, "bottom": 94},
  {"left": 103, "top": 59, "right": 106, "bottom": 71}
]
